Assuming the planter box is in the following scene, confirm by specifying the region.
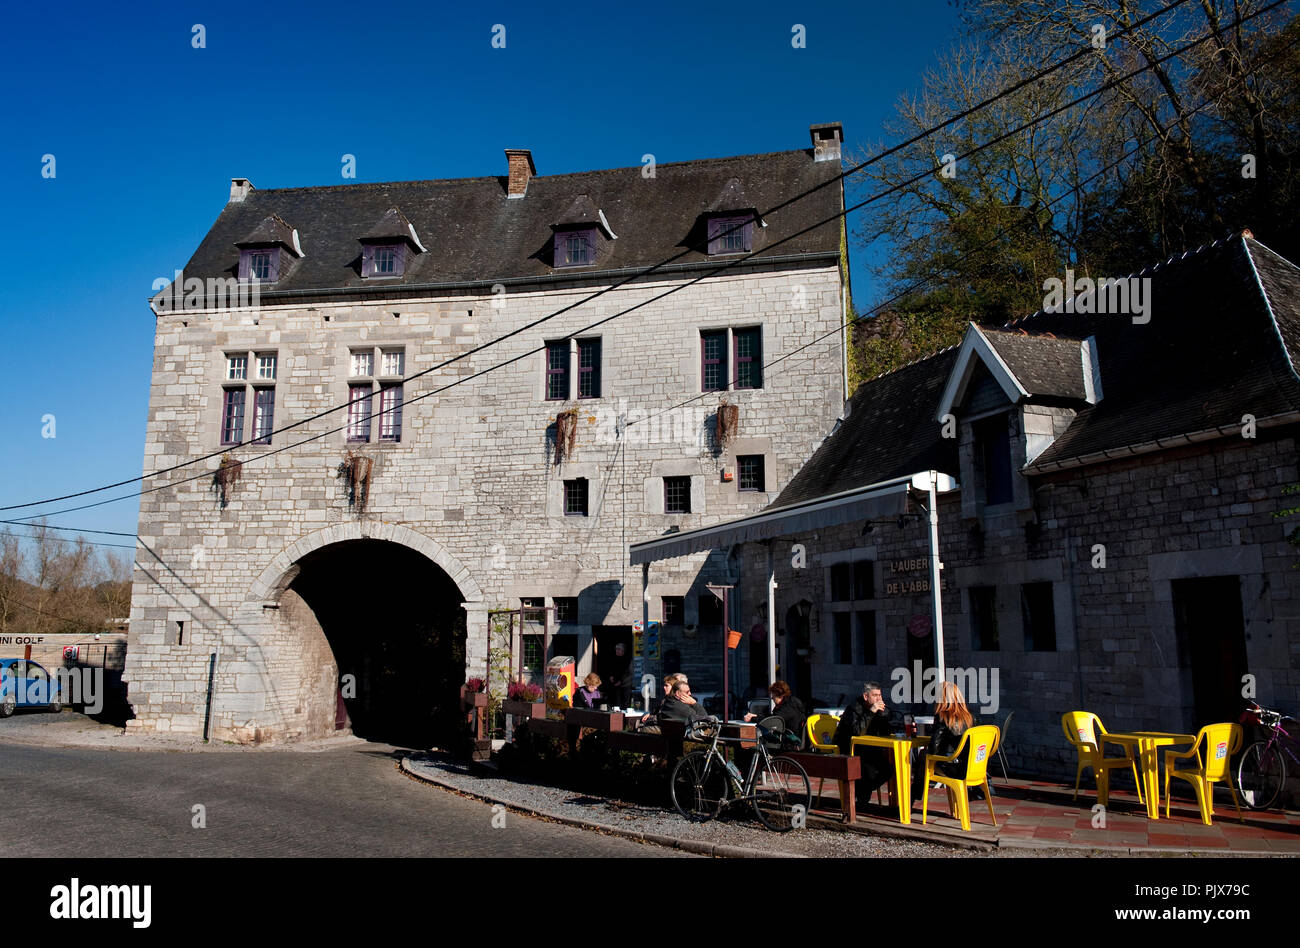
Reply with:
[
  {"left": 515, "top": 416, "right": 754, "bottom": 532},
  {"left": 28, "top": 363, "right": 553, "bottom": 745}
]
[
  {"left": 502, "top": 699, "right": 546, "bottom": 719},
  {"left": 461, "top": 690, "right": 488, "bottom": 711}
]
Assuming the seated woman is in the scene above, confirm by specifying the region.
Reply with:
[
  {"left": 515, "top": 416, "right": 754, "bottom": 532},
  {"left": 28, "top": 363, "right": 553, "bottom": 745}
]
[
  {"left": 743, "top": 680, "right": 806, "bottom": 747},
  {"left": 912, "top": 681, "right": 976, "bottom": 798},
  {"left": 572, "top": 672, "right": 603, "bottom": 709}
]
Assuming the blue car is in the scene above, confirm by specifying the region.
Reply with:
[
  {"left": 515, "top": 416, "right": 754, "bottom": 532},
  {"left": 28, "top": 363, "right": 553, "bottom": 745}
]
[{"left": 0, "top": 658, "right": 63, "bottom": 717}]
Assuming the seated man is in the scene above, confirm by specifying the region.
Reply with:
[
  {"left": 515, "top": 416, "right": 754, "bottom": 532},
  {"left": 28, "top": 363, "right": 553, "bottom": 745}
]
[
  {"left": 657, "top": 679, "right": 711, "bottom": 726},
  {"left": 833, "top": 681, "right": 895, "bottom": 804}
]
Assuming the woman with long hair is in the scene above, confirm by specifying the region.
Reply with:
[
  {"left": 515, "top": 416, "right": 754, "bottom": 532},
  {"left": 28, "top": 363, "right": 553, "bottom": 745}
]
[{"left": 913, "top": 680, "right": 976, "bottom": 796}]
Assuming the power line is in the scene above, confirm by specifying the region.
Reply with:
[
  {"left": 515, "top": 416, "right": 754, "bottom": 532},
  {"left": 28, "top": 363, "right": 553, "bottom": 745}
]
[
  {"left": 8, "top": 0, "right": 1282, "bottom": 535},
  {"left": 0, "top": 0, "right": 1200, "bottom": 516}
]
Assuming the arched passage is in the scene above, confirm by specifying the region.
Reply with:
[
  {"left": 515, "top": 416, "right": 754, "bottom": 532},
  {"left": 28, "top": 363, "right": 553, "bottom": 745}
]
[{"left": 258, "top": 527, "right": 475, "bottom": 748}]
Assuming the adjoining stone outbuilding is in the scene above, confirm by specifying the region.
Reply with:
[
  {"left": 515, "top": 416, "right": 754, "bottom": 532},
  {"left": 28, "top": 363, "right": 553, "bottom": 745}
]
[
  {"left": 125, "top": 124, "right": 852, "bottom": 744},
  {"left": 633, "top": 232, "right": 1300, "bottom": 778}
]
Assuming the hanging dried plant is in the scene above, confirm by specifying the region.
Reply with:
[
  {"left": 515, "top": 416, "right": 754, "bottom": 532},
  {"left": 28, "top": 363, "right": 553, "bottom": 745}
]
[
  {"left": 554, "top": 406, "right": 579, "bottom": 465},
  {"left": 716, "top": 400, "right": 739, "bottom": 451},
  {"left": 338, "top": 450, "right": 375, "bottom": 514},
  {"left": 214, "top": 453, "right": 242, "bottom": 508}
]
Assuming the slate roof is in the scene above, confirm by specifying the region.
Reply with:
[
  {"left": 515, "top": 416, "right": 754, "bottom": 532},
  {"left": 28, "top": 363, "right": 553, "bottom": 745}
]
[
  {"left": 769, "top": 348, "right": 961, "bottom": 510},
  {"left": 236, "top": 213, "right": 297, "bottom": 250},
  {"left": 980, "top": 328, "right": 1090, "bottom": 401},
  {"left": 164, "top": 147, "right": 842, "bottom": 299},
  {"left": 359, "top": 206, "right": 419, "bottom": 244},
  {"left": 768, "top": 233, "right": 1300, "bottom": 508}
]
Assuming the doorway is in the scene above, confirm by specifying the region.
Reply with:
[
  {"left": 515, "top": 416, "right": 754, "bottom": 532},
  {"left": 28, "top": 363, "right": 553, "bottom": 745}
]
[
  {"left": 1172, "top": 576, "right": 1249, "bottom": 728},
  {"left": 593, "top": 625, "right": 633, "bottom": 707}
]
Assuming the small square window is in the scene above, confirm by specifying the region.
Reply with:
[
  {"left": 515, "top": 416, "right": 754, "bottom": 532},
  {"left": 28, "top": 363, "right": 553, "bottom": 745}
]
[
  {"left": 256, "top": 353, "right": 276, "bottom": 381},
  {"left": 663, "top": 596, "right": 685, "bottom": 626},
  {"left": 227, "top": 355, "right": 248, "bottom": 381},
  {"left": 708, "top": 215, "right": 753, "bottom": 255},
  {"left": 564, "top": 478, "right": 589, "bottom": 516},
  {"left": 375, "top": 245, "right": 397, "bottom": 274},
  {"left": 737, "top": 455, "right": 765, "bottom": 491},
  {"left": 664, "top": 476, "right": 691, "bottom": 514},
  {"left": 554, "top": 597, "right": 578, "bottom": 623},
  {"left": 351, "top": 351, "right": 374, "bottom": 378},
  {"left": 381, "top": 350, "right": 404, "bottom": 377},
  {"left": 555, "top": 228, "right": 595, "bottom": 268}
]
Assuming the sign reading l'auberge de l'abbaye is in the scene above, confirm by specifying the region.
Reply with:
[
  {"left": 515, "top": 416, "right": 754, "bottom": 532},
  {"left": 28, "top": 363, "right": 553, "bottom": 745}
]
[{"left": 884, "top": 557, "right": 949, "bottom": 596}]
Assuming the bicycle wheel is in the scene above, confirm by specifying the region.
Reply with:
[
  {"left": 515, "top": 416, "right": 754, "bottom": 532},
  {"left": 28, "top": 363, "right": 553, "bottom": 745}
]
[
  {"left": 752, "top": 756, "right": 811, "bottom": 832},
  {"left": 1237, "top": 740, "right": 1285, "bottom": 810},
  {"left": 670, "top": 751, "right": 728, "bottom": 822}
]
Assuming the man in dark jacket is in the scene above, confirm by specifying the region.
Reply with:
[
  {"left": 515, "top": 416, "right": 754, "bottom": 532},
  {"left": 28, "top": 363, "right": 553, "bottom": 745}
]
[
  {"left": 834, "top": 681, "right": 894, "bottom": 803},
  {"left": 657, "top": 680, "right": 711, "bottom": 725}
]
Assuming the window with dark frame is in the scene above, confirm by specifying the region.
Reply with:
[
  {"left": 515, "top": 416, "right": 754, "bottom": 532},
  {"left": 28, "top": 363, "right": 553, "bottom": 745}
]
[
  {"left": 545, "top": 341, "right": 569, "bottom": 401},
  {"left": 970, "top": 586, "right": 999, "bottom": 650},
  {"left": 698, "top": 593, "right": 724, "bottom": 627},
  {"left": 733, "top": 327, "right": 762, "bottom": 389},
  {"left": 240, "top": 248, "right": 279, "bottom": 283},
  {"left": 221, "top": 351, "right": 276, "bottom": 446},
  {"left": 975, "top": 413, "right": 1014, "bottom": 506},
  {"left": 701, "top": 331, "right": 727, "bottom": 392},
  {"left": 830, "top": 563, "right": 852, "bottom": 602},
  {"left": 554, "top": 597, "right": 578, "bottom": 623},
  {"left": 855, "top": 611, "right": 877, "bottom": 664},
  {"left": 364, "top": 243, "right": 404, "bottom": 278},
  {"left": 564, "top": 478, "right": 589, "bottom": 516},
  {"left": 523, "top": 635, "right": 544, "bottom": 676},
  {"left": 347, "top": 347, "right": 403, "bottom": 443},
  {"left": 737, "top": 455, "right": 765, "bottom": 492},
  {"left": 707, "top": 215, "right": 753, "bottom": 255},
  {"left": 662, "top": 596, "right": 684, "bottom": 627},
  {"left": 577, "top": 338, "right": 601, "bottom": 399},
  {"left": 664, "top": 476, "right": 691, "bottom": 514},
  {"left": 555, "top": 228, "right": 595, "bottom": 267},
  {"left": 833, "top": 612, "right": 852, "bottom": 664},
  {"left": 220, "top": 388, "right": 245, "bottom": 445},
  {"left": 1021, "top": 582, "right": 1057, "bottom": 651},
  {"left": 853, "top": 560, "right": 875, "bottom": 600}
]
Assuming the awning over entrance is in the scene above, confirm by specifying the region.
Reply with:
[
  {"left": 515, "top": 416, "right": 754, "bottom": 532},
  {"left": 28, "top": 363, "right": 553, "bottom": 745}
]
[{"left": 629, "top": 472, "right": 957, "bottom": 565}]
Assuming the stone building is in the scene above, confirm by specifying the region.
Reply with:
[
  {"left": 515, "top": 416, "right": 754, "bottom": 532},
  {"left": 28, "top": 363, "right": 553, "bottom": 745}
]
[
  {"left": 632, "top": 233, "right": 1300, "bottom": 778},
  {"left": 124, "top": 123, "right": 851, "bottom": 743}
]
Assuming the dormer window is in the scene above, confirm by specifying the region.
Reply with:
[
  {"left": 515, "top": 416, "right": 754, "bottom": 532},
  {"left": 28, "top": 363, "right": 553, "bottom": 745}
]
[
  {"left": 358, "top": 206, "right": 426, "bottom": 280},
  {"left": 555, "top": 228, "right": 596, "bottom": 268},
  {"left": 243, "top": 249, "right": 278, "bottom": 282},
  {"left": 363, "top": 243, "right": 405, "bottom": 278},
  {"left": 234, "top": 213, "right": 302, "bottom": 285},
  {"left": 708, "top": 215, "right": 754, "bottom": 255}
]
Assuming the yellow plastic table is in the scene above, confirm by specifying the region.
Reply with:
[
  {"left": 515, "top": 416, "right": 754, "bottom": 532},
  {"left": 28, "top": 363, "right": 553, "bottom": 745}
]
[
  {"left": 1104, "top": 731, "right": 1196, "bottom": 819},
  {"left": 850, "top": 734, "right": 930, "bottom": 824}
]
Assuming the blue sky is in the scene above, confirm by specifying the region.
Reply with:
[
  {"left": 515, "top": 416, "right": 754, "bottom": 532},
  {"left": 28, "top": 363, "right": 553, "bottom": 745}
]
[{"left": 0, "top": 0, "right": 962, "bottom": 539}]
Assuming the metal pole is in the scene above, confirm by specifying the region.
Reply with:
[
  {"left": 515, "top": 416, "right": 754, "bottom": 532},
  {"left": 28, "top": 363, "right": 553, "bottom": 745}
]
[
  {"left": 926, "top": 470, "right": 946, "bottom": 676},
  {"left": 766, "top": 544, "right": 777, "bottom": 688},
  {"left": 723, "top": 586, "right": 730, "bottom": 722}
]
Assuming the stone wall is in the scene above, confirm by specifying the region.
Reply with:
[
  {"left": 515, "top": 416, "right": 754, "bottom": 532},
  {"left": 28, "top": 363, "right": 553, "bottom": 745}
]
[{"left": 126, "top": 263, "right": 845, "bottom": 740}]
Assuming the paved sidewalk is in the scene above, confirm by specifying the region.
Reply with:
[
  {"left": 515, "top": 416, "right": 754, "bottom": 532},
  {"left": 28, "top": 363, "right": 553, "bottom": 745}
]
[{"left": 822, "top": 776, "right": 1300, "bottom": 854}]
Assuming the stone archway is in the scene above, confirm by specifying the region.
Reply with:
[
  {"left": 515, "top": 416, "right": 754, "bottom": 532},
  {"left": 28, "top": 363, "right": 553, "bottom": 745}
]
[{"left": 250, "top": 524, "right": 483, "bottom": 747}]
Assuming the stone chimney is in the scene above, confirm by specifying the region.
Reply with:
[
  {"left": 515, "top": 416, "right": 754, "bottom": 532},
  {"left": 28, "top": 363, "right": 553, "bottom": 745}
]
[
  {"left": 229, "top": 178, "right": 254, "bottom": 203},
  {"left": 809, "top": 123, "right": 843, "bottom": 162},
  {"left": 505, "top": 149, "right": 536, "bottom": 198}
]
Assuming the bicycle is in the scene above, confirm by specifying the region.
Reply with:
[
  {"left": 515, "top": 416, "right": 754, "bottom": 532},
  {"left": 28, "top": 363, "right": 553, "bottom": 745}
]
[
  {"left": 669, "top": 719, "right": 812, "bottom": 831},
  {"left": 1235, "top": 702, "right": 1300, "bottom": 810}
]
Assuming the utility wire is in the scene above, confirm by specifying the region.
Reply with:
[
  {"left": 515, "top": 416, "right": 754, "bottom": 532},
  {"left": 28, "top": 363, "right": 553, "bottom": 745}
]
[{"left": 0, "top": 0, "right": 1200, "bottom": 515}]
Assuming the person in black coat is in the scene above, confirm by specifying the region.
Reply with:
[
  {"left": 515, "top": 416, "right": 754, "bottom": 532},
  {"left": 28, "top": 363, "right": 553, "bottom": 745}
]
[
  {"left": 657, "top": 680, "right": 711, "bottom": 725},
  {"left": 912, "top": 681, "right": 977, "bottom": 798},
  {"left": 834, "top": 681, "right": 895, "bottom": 802},
  {"left": 744, "top": 680, "right": 807, "bottom": 748}
]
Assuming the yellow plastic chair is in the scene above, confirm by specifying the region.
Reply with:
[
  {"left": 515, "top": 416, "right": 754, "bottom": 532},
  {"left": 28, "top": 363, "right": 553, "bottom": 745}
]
[
  {"left": 806, "top": 713, "right": 840, "bottom": 806},
  {"left": 921, "top": 724, "right": 1000, "bottom": 831},
  {"left": 806, "top": 713, "right": 839, "bottom": 753},
  {"left": 1061, "top": 711, "right": 1144, "bottom": 806},
  {"left": 1164, "top": 723, "right": 1244, "bottom": 825}
]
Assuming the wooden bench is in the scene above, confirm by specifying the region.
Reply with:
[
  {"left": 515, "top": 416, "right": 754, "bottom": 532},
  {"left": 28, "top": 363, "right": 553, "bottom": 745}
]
[
  {"left": 778, "top": 751, "right": 862, "bottom": 823},
  {"left": 606, "top": 719, "right": 686, "bottom": 763}
]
